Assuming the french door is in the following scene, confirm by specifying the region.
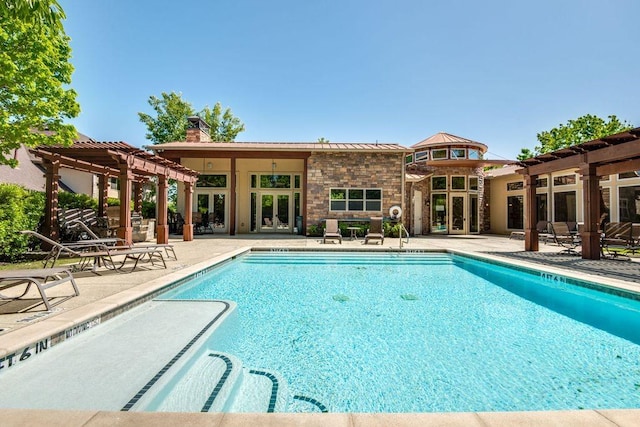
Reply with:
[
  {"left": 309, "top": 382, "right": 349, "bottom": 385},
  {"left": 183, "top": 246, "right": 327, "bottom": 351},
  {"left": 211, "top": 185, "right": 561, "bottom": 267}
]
[
  {"left": 449, "top": 194, "right": 466, "bottom": 234},
  {"left": 195, "top": 191, "right": 228, "bottom": 232},
  {"left": 260, "top": 193, "right": 291, "bottom": 232}
]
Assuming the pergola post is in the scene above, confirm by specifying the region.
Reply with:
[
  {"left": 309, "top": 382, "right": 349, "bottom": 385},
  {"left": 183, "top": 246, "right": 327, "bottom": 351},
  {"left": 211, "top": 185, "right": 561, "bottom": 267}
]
[
  {"left": 157, "top": 175, "right": 169, "bottom": 244},
  {"left": 97, "top": 173, "right": 109, "bottom": 218},
  {"left": 580, "top": 163, "right": 601, "bottom": 260},
  {"left": 229, "top": 157, "right": 236, "bottom": 235},
  {"left": 183, "top": 181, "right": 194, "bottom": 241},
  {"left": 117, "top": 165, "right": 133, "bottom": 245},
  {"left": 133, "top": 181, "right": 143, "bottom": 214},
  {"left": 524, "top": 173, "right": 538, "bottom": 251},
  {"left": 42, "top": 158, "right": 61, "bottom": 242}
]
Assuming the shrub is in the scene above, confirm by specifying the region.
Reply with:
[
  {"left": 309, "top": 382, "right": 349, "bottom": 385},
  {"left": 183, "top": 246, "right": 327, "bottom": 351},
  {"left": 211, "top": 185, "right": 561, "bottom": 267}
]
[
  {"left": 141, "top": 201, "right": 156, "bottom": 218},
  {"left": 58, "top": 191, "right": 98, "bottom": 210},
  {"left": 0, "top": 184, "right": 45, "bottom": 261}
]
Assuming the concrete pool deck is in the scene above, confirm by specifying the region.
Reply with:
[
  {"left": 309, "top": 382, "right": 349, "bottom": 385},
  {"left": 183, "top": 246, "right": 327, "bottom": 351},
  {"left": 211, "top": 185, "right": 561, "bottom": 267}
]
[{"left": 1, "top": 234, "right": 639, "bottom": 426}]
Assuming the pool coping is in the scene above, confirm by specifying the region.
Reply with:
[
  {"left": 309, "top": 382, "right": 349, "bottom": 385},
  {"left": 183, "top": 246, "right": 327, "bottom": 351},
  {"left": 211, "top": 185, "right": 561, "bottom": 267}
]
[{"left": 1, "top": 246, "right": 640, "bottom": 426}]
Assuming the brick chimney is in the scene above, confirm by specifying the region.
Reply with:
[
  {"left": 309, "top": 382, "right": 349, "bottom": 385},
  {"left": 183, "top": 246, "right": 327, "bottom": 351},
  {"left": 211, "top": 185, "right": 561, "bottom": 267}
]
[{"left": 186, "top": 116, "right": 212, "bottom": 142}]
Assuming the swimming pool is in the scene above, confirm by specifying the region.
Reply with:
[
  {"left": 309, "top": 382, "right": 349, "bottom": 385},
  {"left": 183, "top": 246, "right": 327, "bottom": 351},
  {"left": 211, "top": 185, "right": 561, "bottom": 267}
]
[{"left": 143, "top": 251, "right": 640, "bottom": 413}]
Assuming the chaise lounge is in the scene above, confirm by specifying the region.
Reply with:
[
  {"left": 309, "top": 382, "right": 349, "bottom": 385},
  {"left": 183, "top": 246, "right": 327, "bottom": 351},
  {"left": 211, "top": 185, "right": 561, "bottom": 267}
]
[
  {"left": 21, "top": 230, "right": 167, "bottom": 273},
  {"left": 0, "top": 267, "right": 79, "bottom": 311}
]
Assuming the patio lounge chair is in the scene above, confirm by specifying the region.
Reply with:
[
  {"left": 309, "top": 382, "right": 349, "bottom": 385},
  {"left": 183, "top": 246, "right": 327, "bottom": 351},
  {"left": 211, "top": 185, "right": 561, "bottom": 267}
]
[
  {"left": 550, "top": 222, "right": 580, "bottom": 255},
  {"left": 72, "top": 220, "right": 177, "bottom": 260},
  {"left": 323, "top": 219, "right": 342, "bottom": 244},
  {"left": 21, "top": 230, "right": 166, "bottom": 273},
  {"left": 364, "top": 217, "right": 384, "bottom": 245},
  {"left": 601, "top": 222, "right": 633, "bottom": 259},
  {"left": 0, "top": 267, "right": 79, "bottom": 311}
]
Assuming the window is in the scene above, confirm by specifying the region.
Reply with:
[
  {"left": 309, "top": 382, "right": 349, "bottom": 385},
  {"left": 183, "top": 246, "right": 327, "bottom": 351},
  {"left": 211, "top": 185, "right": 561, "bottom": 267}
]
[
  {"left": 619, "top": 171, "right": 640, "bottom": 179},
  {"left": 109, "top": 177, "right": 120, "bottom": 190},
  {"left": 330, "top": 188, "right": 381, "bottom": 212},
  {"left": 553, "top": 174, "right": 576, "bottom": 186},
  {"left": 469, "top": 177, "right": 478, "bottom": 191},
  {"left": 450, "top": 148, "right": 466, "bottom": 159},
  {"left": 451, "top": 176, "right": 466, "bottom": 190},
  {"left": 468, "top": 149, "right": 482, "bottom": 160},
  {"left": 536, "top": 194, "right": 548, "bottom": 221},
  {"left": 431, "top": 149, "right": 448, "bottom": 160},
  {"left": 507, "top": 195, "right": 523, "bottom": 229},
  {"left": 294, "top": 175, "right": 301, "bottom": 189},
  {"left": 415, "top": 150, "right": 428, "bottom": 162},
  {"left": 536, "top": 177, "right": 548, "bottom": 188},
  {"left": 260, "top": 174, "right": 291, "bottom": 188},
  {"left": 507, "top": 181, "right": 523, "bottom": 191},
  {"left": 196, "top": 174, "right": 227, "bottom": 188},
  {"left": 554, "top": 191, "right": 576, "bottom": 222},
  {"left": 405, "top": 154, "right": 414, "bottom": 164},
  {"left": 619, "top": 186, "right": 640, "bottom": 222},
  {"left": 432, "top": 176, "right": 447, "bottom": 190}
]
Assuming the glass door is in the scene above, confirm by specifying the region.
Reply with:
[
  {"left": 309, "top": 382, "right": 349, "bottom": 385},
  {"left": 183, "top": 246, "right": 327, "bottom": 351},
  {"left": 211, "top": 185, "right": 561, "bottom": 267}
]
[
  {"left": 194, "top": 190, "right": 228, "bottom": 233},
  {"left": 450, "top": 195, "right": 466, "bottom": 234},
  {"left": 261, "top": 194, "right": 275, "bottom": 230},
  {"left": 276, "top": 194, "right": 290, "bottom": 231},
  {"left": 469, "top": 194, "right": 479, "bottom": 233},
  {"left": 260, "top": 193, "right": 291, "bottom": 232},
  {"left": 431, "top": 194, "right": 447, "bottom": 233}
]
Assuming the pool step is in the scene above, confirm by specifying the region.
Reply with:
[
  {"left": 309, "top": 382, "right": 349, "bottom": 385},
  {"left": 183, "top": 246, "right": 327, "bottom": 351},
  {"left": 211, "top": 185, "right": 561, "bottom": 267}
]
[
  {"left": 243, "top": 253, "right": 455, "bottom": 265},
  {"left": 225, "top": 368, "right": 289, "bottom": 412},
  {"left": 132, "top": 350, "right": 243, "bottom": 412},
  {"left": 130, "top": 348, "right": 328, "bottom": 413}
]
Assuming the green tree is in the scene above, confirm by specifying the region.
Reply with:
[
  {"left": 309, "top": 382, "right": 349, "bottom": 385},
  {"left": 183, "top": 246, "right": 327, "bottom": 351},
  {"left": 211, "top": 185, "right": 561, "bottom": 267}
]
[
  {"left": 536, "top": 114, "right": 632, "bottom": 153},
  {"left": 0, "top": 0, "right": 80, "bottom": 167},
  {"left": 200, "top": 102, "right": 245, "bottom": 142},
  {"left": 138, "top": 92, "right": 194, "bottom": 144},
  {"left": 317, "top": 137, "right": 330, "bottom": 143},
  {"left": 518, "top": 114, "right": 633, "bottom": 159},
  {"left": 517, "top": 148, "right": 535, "bottom": 161},
  {"left": 138, "top": 92, "right": 245, "bottom": 144},
  {"left": 1, "top": 0, "right": 65, "bottom": 29}
]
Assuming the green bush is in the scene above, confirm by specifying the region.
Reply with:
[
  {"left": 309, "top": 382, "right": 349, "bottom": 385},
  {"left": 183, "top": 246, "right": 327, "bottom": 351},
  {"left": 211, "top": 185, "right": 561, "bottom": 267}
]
[
  {"left": 142, "top": 201, "right": 156, "bottom": 218},
  {"left": 107, "top": 197, "right": 120, "bottom": 206},
  {"left": 307, "top": 223, "right": 322, "bottom": 237},
  {"left": 58, "top": 191, "right": 98, "bottom": 210},
  {"left": 0, "top": 184, "right": 45, "bottom": 261},
  {"left": 383, "top": 222, "right": 402, "bottom": 238}
]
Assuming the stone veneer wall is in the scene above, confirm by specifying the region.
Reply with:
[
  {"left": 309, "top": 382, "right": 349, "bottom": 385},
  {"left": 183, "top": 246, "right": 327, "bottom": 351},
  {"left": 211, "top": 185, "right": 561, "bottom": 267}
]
[{"left": 306, "top": 152, "right": 404, "bottom": 229}]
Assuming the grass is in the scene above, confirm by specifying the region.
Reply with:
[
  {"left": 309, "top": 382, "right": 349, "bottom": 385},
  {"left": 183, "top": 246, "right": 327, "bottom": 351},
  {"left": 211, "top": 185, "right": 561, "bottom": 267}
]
[{"left": 0, "top": 258, "right": 81, "bottom": 271}]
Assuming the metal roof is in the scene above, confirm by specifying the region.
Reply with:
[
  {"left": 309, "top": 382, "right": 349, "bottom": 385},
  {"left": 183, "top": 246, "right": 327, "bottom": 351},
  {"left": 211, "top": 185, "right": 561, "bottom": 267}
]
[
  {"left": 150, "top": 141, "right": 411, "bottom": 153},
  {"left": 412, "top": 132, "right": 488, "bottom": 151}
]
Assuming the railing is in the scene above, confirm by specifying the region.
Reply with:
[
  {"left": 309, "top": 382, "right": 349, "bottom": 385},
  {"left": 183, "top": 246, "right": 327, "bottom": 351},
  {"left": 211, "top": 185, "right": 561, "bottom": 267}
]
[{"left": 399, "top": 223, "right": 410, "bottom": 249}]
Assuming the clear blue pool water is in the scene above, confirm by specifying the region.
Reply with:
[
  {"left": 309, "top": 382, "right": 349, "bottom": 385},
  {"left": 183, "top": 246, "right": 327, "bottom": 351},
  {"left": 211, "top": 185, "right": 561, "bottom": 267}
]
[{"left": 160, "top": 251, "right": 640, "bottom": 413}]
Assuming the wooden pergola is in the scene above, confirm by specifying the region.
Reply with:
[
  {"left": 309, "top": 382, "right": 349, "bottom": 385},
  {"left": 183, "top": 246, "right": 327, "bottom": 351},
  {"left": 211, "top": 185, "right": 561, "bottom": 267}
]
[
  {"left": 518, "top": 127, "right": 640, "bottom": 260},
  {"left": 32, "top": 141, "right": 199, "bottom": 245}
]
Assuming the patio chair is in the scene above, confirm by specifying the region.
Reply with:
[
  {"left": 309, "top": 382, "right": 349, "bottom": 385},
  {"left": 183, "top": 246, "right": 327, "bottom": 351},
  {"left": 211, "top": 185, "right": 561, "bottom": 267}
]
[
  {"left": 323, "top": 219, "right": 342, "bottom": 244},
  {"left": 21, "top": 230, "right": 166, "bottom": 273},
  {"left": 601, "top": 222, "right": 633, "bottom": 259},
  {"left": 550, "top": 222, "right": 580, "bottom": 255},
  {"left": 364, "top": 217, "right": 384, "bottom": 245},
  {"left": 0, "top": 267, "right": 79, "bottom": 311},
  {"left": 72, "top": 220, "right": 177, "bottom": 260}
]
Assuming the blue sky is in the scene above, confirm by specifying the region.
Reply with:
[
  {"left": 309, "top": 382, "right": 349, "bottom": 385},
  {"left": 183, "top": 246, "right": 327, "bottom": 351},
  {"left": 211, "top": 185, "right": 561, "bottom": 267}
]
[{"left": 59, "top": 0, "right": 639, "bottom": 160}]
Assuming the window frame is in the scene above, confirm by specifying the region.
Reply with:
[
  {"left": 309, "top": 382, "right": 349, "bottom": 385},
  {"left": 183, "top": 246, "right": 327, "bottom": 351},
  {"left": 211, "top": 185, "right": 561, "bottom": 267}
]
[{"left": 329, "top": 187, "right": 382, "bottom": 212}]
